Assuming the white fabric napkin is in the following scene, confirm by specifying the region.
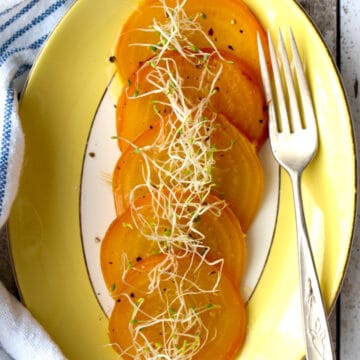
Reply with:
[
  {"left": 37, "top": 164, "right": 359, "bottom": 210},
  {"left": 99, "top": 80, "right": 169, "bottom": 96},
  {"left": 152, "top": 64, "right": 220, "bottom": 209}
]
[
  {"left": 0, "top": 1, "right": 75, "bottom": 359},
  {"left": 0, "top": 282, "right": 67, "bottom": 360}
]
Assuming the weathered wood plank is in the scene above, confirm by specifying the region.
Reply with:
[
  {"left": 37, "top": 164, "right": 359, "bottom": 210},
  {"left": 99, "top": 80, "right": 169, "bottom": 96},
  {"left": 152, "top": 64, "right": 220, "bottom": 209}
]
[
  {"left": 296, "top": 0, "right": 338, "bottom": 59},
  {"left": 339, "top": 1, "right": 360, "bottom": 358}
]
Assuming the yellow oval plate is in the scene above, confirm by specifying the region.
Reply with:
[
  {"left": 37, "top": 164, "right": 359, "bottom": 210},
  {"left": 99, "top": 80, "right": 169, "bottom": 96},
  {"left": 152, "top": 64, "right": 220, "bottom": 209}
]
[{"left": 9, "top": 0, "right": 356, "bottom": 359}]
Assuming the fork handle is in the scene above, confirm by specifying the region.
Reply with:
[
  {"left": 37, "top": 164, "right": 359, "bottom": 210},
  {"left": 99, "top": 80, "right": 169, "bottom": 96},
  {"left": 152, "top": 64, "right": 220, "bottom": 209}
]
[{"left": 290, "top": 171, "right": 335, "bottom": 360}]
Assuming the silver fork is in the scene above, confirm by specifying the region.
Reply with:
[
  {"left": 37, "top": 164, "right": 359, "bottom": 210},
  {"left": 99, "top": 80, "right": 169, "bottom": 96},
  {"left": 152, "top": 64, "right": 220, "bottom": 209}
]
[{"left": 257, "top": 30, "right": 335, "bottom": 360}]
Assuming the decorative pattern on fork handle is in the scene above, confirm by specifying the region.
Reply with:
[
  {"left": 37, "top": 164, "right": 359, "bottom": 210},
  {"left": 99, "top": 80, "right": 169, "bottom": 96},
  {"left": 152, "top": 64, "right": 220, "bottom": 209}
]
[{"left": 306, "top": 278, "right": 326, "bottom": 358}]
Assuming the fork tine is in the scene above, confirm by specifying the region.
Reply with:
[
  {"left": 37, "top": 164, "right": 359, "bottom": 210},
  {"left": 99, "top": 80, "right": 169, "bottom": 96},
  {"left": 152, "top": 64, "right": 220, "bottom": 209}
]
[
  {"left": 267, "top": 31, "right": 291, "bottom": 133},
  {"left": 257, "top": 33, "right": 272, "bottom": 106},
  {"left": 278, "top": 30, "right": 302, "bottom": 132},
  {"left": 257, "top": 33, "right": 278, "bottom": 140},
  {"left": 289, "top": 29, "right": 317, "bottom": 131}
]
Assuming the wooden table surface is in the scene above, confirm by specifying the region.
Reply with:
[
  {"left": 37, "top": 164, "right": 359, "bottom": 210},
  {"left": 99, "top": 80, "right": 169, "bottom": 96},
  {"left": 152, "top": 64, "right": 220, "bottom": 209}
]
[{"left": 0, "top": 0, "right": 359, "bottom": 358}]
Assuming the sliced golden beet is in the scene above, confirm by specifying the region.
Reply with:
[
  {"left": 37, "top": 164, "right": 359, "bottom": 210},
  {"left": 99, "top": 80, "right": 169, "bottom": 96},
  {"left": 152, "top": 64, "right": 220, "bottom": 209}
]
[
  {"left": 108, "top": 254, "right": 246, "bottom": 359},
  {"left": 113, "top": 114, "right": 263, "bottom": 231},
  {"left": 101, "top": 193, "right": 246, "bottom": 294},
  {"left": 115, "top": 0, "right": 270, "bottom": 83},
  {"left": 211, "top": 114, "right": 264, "bottom": 231},
  {"left": 117, "top": 50, "right": 268, "bottom": 151}
]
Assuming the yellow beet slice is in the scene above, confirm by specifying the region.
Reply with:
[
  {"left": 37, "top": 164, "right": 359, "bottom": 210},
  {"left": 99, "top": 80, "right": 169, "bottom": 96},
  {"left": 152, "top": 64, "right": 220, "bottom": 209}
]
[
  {"left": 101, "top": 193, "right": 246, "bottom": 294},
  {"left": 108, "top": 254, "right": 246, "bottom": 359},
  {"left": 115, "top": 0, "right": 270, "bottom": 83},
  {"left": 117, "top": 50, "right": 268, "bottom": 151},
  {"left": 113, "top": 113, "right": 264, "bottom": 231}
]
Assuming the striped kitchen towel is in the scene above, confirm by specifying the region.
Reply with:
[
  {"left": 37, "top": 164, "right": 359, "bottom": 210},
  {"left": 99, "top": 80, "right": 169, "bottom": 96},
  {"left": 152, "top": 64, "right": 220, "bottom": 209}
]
[{"left": 0, "top": 1, "right": 75, "bottom": 359}]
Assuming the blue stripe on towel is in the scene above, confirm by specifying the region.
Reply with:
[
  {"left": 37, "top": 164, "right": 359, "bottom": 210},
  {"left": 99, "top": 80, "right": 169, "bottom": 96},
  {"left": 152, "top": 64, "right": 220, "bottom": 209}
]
[
  {"left": 0, "top": 34, "right": 49, "bottom": 67},
  {"left": 0, "top": 63, "right": 32, "bottom": 214},
  {"left": 0, "top": 0, "right": 40, "bottom": 33},
  {"left": 29, "top": 33, "right": 48, "bottom": 49},
  {"left": 0, "top": 0, "right": 66, "bottom": 54}
]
